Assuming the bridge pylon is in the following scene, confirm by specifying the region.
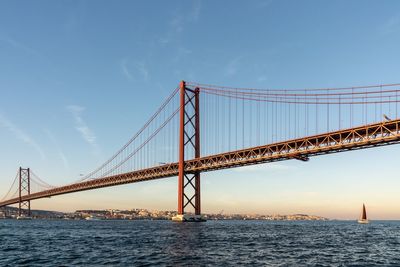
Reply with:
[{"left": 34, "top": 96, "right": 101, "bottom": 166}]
[
  {"left": 0, "top": 205, "right": 7, "bottom": 218},
  {"left": 18, "top": 167, "right": 31, "bottom": 217},
  {"left": 173, "top": 81, "right": 204, "bottom": 222}
]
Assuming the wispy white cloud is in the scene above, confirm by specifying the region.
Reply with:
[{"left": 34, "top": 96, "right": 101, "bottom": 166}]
[
  {"left": 224, "top": 56, "right": 242, "bottom": 76},
  {"left": 136, "top": 61, "right": 149, "bottom": 81},
  {"left": 158, "top": 2, "right": 201, "bottom": 45},
  {"left": 171, "top": 16, "right": 184, "bottom": 34},
  {"left": 67, "top": 105, "right": 99, "bottom": 154},
  {"left": 256, "top": 0, "right": 274, "bottom": 8},
  {"left": 257, "top": 75, "right": 268, "bottom": 82},
  {"left": 0, "top": 114, "right": 46, "bottom": 159},
  {"left": 44, "top": 129, "right": 69, "bottom": 169},
  {"left": 381, "top": 14, "right": 400, "bottom": 35},
  {"left": 63, "top": 1, "right": 86, "bottom": 33},
  {"left": 158, "top": 16, "right": 183, "bottom": 45},
  {"left": 191, "top": 0, "right": 202, "bottom": 22},
  {"left": 121, "top": 58, "right": 134, "bottom": 80},
  {"left": 172, "top": 47, "right": 192, "bottom": 63},
  {"left": 59, "top": 151, "right": 69, "bottom": 169},
  {"left": 64, "top": 14, "right": 79, "bottom": 33},
  {"left": 120, "top": 58, "right": 150, "bottom": 81},
  {"left": 0, "top": 34, "right": 42, "bottom": 57},
  {"left": 158, "top": 37, "right": 170, "bottom": 45}
]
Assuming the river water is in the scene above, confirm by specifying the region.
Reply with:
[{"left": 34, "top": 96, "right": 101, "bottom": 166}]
[{"left": 0, "top": 220, "right": 399, "bottom": 266}]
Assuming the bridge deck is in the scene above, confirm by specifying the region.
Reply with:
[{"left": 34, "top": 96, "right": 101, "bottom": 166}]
[{"left": 1, "top": 119, "right": 400, "bottom": 207}]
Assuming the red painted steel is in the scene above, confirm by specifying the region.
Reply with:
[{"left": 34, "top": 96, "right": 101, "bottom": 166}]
[
  {"left": 178, "top": 80, "right": 185, "bottom": 214},
  {"left": 1, "top": 119, "right": 400, "bottom": 208},
  {"left": 194, "top": 87, "right": 201, "bottom": 215},
  {"left": 178, "top": 81, "right": 201, "bottom": 215},
  {"left": 4, "top": 82, "right": 400, "bottom": 215},
  {"left": 18, "top": 168, "right": 31, "bottom": 216},
  {"left": 18, "top": 168, "right": 21, "bottom": 215}
]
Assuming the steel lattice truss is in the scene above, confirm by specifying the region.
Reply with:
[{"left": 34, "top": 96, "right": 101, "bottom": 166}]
[
  {"left": 178, "top": 84, "right": 201, "bottom": 215},
  {"left": 1, "top": 119, "right": 400, "bottom": 207},
  {"left": 18, "top": 168, "right": 31, "bottom": 216}
]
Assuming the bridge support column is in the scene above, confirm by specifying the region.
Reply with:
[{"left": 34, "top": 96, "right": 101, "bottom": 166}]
[
  {"left": 18, "top": 167, "right": 31, "bottom": 217},
  {"left": 0, "top": 206, "right": 7, "bottom": 218},
  {"left": 173, "top": 81, "right": 204, "bottom": 222}
]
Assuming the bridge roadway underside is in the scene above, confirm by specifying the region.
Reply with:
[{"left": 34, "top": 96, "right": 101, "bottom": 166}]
[{"left": 1, "top": 119, "right": 400, "bottom": 207}]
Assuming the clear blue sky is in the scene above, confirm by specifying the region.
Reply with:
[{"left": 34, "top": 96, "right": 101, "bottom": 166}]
[{"left": 1, "top": 0, "right": 400, "bottom": 219}]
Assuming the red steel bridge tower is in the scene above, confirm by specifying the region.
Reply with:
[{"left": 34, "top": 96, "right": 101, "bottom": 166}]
[
  {"left": 173, "top": 81, "right": 203, "bottom": 221},
  {"left": 18, "top": 167, "right": 31, "bottom": 217},
  {"left": 2, "top": 81, "right": 400, "bottom": 222}
]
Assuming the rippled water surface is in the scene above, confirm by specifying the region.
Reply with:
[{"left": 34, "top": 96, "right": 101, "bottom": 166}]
[{"left": 1, "top": 220, "right": 400, "bottom": 266}]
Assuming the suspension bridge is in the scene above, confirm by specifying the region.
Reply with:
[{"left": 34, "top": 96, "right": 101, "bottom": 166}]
[{"left": 1, "top": 81, "right": 400, "bottom": 221}]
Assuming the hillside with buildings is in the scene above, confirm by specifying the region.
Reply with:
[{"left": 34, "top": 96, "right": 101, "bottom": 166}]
[{"left": 0, "top": 207, "right": 328, "bottom": 221}]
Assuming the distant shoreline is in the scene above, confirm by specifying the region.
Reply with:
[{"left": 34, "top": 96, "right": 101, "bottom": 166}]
[
  {"left": 3, "top": 207, "right": 400, "bottom": 221},
  {"left": 1, "top": 206, "right": 329, "bottom": 221}
]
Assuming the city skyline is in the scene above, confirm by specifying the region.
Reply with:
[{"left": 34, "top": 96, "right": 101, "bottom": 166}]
[{"left": 1, "top": 0, "right": 400, "bottom": 219}]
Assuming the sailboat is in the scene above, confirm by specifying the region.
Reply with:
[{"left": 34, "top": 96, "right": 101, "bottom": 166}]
[{"left": 358, "top": 203, "right": 369, "bottom": 224}]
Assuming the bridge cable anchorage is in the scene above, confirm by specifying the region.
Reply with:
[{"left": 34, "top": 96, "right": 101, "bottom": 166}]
[{"left": 2, "top": 81, "right": 400, "bottom": 219}]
